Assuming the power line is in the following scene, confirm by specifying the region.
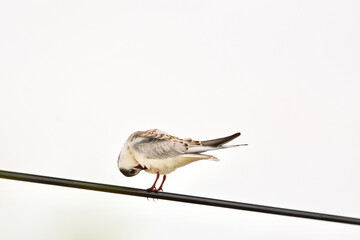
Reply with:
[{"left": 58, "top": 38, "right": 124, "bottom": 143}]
[{"left": 0, "top": 169, "right": 359, "bottom": 226}]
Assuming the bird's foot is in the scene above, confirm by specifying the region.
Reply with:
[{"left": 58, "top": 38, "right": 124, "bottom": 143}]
[
  {"left": 147, "top": 187, "right": 158, "bottom": 192},
  {"left": 157, "top": 187, "right": 163, "bottom": 192}
]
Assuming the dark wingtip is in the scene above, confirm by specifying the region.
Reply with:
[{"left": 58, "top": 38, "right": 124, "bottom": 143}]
[
  {"left": 228, "top": 132, "right": 241, "bottom": 139},
  {"left": 202, "top": 132, "right": 242, "bottom": 147}
]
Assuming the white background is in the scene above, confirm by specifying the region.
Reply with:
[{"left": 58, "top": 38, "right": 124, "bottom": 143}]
[{"left": 1, "top": 1, "right": 359, "bottom": 239}]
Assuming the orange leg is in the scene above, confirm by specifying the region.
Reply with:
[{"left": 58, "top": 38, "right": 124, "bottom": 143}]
[
  {"left": 157, "top": 175, "right": 166, "bottom": 192},
  {"left": 147, "top": 172, "right": 160, "bottom": 191}
]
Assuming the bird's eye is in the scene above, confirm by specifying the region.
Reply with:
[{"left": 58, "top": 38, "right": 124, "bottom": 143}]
[{"left": 129, "top": 169, "right": 136, "bottom": 174}]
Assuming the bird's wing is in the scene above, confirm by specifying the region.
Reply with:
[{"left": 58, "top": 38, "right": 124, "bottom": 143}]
[{"left": 130, "top": 129, "right": 190, "bottom": 159}]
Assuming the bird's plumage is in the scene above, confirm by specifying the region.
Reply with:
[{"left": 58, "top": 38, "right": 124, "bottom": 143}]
[{"left": 117, "top": 129, "right": 247, "bottom": 177}]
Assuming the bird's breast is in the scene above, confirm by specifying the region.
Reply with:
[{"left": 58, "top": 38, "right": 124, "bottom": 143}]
[{"left": 139, "top": 157, "right": 179, "bottom": 175}]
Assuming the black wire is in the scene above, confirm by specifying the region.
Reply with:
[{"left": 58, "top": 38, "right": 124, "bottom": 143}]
[{"left": 0, "top": 169, "right": 359, "bottom": 226}]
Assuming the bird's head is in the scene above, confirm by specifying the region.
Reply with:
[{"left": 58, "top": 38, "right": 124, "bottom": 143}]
[
  {"left": 117, "top": 150, "right": 146, "bottom": 177},
  {"left": 119, "top": 166, "right": 143, "bottom": 177}
]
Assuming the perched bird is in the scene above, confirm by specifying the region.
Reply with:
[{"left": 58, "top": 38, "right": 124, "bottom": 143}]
[{"left": 117, "top": 129, "right": 247, "bottom": 191}]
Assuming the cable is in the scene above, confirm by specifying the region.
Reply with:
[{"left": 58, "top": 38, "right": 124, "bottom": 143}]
[{"left": 0, "top": 169, "right": 359, "bottom": 226}]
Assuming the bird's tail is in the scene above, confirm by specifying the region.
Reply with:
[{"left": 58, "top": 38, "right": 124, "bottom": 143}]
[{"left": 185, "top": 132, "right": 247, "bottom": 154}]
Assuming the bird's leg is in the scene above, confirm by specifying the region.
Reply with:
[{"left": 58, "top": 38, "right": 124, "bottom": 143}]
[
  {"left": 157, "top": 175, "right": 166, "bottom": 192},
  {"left": 147, "top": 172, "right": 160, "bottom": 191}
]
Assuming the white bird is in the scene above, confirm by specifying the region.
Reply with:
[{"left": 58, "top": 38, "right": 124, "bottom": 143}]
[{"left": 117, "top": 129, "right": 247, "bottom": 191}]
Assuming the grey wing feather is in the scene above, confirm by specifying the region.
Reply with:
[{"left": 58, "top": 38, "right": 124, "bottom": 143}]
[{"left": 131, "top": 130, "right": 189, "bottom": 159}]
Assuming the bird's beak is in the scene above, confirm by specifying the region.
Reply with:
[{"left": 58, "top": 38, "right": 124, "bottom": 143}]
[{"left": 134, "top": 164, "right": 147, "bottom": 170}]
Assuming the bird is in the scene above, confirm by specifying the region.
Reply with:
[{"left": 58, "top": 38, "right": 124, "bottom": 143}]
[{"left": 117, "top": 129, "right": 247, "bottom": 191}]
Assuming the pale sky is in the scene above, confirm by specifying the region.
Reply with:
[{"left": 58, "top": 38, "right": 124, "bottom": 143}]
[{"left": 0, "top": 1, "right": 360, "bottom": 239}]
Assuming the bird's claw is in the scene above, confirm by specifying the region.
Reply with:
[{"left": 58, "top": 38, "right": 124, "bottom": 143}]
[{"left": 147, "top": 187, "right": 158, "bottom": 192}]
